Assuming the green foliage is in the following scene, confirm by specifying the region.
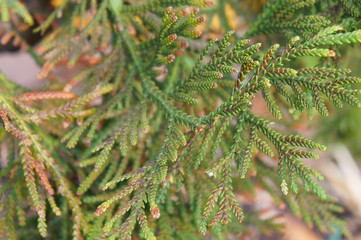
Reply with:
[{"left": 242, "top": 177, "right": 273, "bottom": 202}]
[
  {"left": 0, "top": 0, "right": 33, "bottom": 25},
  {"left": 0, "top": 0, "right": 360, "bottom": 239}
]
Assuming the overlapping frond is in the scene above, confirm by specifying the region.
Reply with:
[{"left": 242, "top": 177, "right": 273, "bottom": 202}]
[{"left": 0, "top": 0, "right": 360, "bottom": 239}]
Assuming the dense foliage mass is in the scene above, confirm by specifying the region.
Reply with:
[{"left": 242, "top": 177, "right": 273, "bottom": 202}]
[{"left": 0, "top": 0, "right": 361, "bottom": 239}]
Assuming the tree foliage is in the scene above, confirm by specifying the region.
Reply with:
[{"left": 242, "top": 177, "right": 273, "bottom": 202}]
[{"left": 0, "top": 0, "right": 360, "bottom": 239}]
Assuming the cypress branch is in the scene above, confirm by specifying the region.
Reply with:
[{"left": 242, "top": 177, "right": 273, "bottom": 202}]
[{"left": 1, "top": 0, "right": 360, "bottom": 239}]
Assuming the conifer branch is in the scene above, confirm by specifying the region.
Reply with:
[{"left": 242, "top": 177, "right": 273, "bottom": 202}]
[{"left": 1, "top": 0, "right": 360, "bottom": 239}]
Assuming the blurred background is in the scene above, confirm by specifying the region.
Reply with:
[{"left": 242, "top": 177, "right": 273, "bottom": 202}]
[{"left": 1, "top": 0, "right": 360, "bottom": 239}]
